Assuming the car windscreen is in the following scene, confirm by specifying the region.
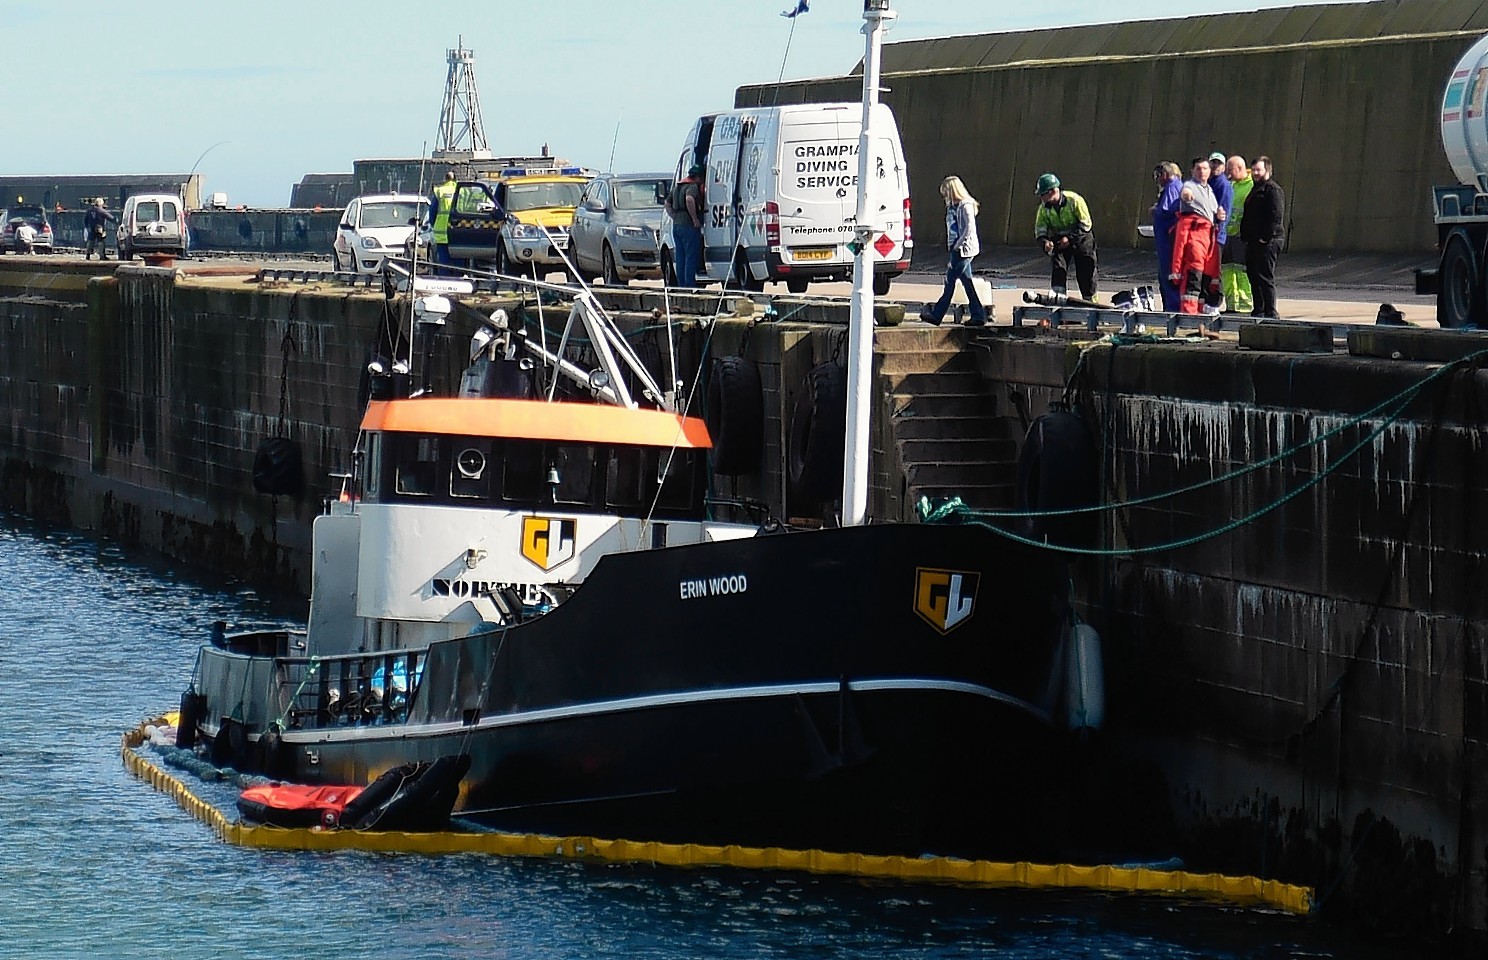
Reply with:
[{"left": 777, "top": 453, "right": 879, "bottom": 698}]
[
  {"left": 359, "top": 201, "right": 427, "bottom": 229},
  {"left": 612, "top": 180, "right": 668, "bottom": 211},
  {"left": 503, "top": 181, "right": 584, "bottom": 212}
]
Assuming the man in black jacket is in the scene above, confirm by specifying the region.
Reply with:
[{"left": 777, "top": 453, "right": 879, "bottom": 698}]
[
  {"left": 83, "top": 198, "right": 117, "bottom": 261},
  {"left": 1239, "top": 156, "right": 1285, "bottom": 318}
]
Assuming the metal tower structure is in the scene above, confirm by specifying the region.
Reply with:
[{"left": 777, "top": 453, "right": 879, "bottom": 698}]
[{"left": 434, "top": 37, "right": 491, "bottom": 160}]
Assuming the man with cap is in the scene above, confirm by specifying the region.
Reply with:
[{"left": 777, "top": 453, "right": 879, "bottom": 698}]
[
  {"left": 1204, "top": 150, "right": 1232, "bottom": 313},
  {"left": 666, "top": 163, "right": 707, "bottom": 288},
  {"left": 83, "top": 198, "right": 117, "bottom": 261},
  {"left": 1033, "top": 173, "right": 1097, "bottom": 300}
]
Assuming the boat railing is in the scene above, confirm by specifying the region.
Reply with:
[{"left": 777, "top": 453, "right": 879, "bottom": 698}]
[{"left": 275, "top": 649, "right": 425, "bottom": 729}]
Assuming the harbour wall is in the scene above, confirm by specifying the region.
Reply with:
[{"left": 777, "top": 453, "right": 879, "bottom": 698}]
[
  {"left": 44, "top": 209, "right": 341, "bottom": 255},
  {"left": 738, "top": 29, "right": 1474, "bottom": 257},
  {"left": 1, "top": 259, "right": 1485, "bottom": 948}
]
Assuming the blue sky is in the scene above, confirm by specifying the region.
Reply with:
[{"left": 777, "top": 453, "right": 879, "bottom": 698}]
[{"left": 9, "top": 0, "right": 1354, "bottom": 207}]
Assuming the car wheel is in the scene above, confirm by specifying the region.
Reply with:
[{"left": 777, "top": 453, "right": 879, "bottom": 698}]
[
  {"left": 332, "top": 248, "right": 344, "bottom": 272},
  {"left": 786, "top": 278, "right": 809, "bottom": 295},
  {"left": 495, "top": 241, "right": 511, "bottom": 277},
  {"left": 602, "top": 244, "right": 622, "bottom": 287}
]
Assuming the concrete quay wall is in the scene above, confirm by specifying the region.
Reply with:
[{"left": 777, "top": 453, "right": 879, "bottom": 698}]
[
  {"left": 972, "top": 330, "right": 1488, "bottom": 946},
  {"left": 739, "top": 31, "right": 1473, "bottom": 257}
]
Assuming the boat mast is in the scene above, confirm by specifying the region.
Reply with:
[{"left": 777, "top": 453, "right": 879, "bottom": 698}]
[{"left": 842, "top": 0, "right": 895, "bottom": 526}]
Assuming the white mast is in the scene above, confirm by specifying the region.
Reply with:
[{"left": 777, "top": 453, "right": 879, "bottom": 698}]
[{"left": 842, "top": 0, "right": 895, "bottom": 526}]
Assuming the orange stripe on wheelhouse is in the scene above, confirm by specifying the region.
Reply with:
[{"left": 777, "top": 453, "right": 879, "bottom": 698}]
[{"left": 360, "top": 398, "right": 713, "bottom": 449}]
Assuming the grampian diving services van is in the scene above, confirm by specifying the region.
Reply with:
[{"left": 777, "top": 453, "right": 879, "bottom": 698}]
[{"left": 661, "top": 102, "right": 911, "bottom": 296}]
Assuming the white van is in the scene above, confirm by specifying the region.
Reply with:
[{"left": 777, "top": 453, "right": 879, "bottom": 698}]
[
  {"left": 661, "top": 102, "right": 912, "bottom": 296},
  {"left": 117, "top": 194, "right": 188, "bottom": 260}
]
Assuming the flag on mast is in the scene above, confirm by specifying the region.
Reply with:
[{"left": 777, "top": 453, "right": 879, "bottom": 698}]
[{"left": 781, "top": 0, "right": 809, "bottom": 17}]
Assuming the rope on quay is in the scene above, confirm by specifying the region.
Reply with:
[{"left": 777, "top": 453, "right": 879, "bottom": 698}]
[
  {"left": 919, "top": 345, "right": 1488, "bottom": 557},
  {"left": 120, "top": 717, "right": 1314, "bottom": 916}
]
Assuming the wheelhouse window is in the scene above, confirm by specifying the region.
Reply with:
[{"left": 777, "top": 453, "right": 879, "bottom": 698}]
[
  {"left": 394, "top": 436, "right": 440, "bottom": 496},
  {"left": 550, "top": 444, "right": 597, "bottom": 505},
  {"left": 501, "top": 439, "right": 544, "bottom": 502}
]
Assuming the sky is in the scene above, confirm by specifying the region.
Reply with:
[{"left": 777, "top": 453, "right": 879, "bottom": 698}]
[{"left": 7, "top": 0, "right": 1358, "bottom": 207}]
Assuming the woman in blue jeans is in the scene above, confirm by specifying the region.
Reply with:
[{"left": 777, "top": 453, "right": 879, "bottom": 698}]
[{"left": 920, "top": 175, "right": 987, "bottom": 326}]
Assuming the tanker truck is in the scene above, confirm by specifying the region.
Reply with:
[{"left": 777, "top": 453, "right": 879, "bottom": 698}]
[{"left": 1426, "top": 35, "right": 1488, "bottom": 327}]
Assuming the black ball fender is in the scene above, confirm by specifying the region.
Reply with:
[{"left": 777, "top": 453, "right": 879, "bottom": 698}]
[{"left": 705, "top": 356, "right": 764, "bottom": 476}]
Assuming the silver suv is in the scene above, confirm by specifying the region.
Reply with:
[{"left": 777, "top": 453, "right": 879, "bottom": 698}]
[{"left": 569, "top": 173, "right": 671, "bottom": 285}]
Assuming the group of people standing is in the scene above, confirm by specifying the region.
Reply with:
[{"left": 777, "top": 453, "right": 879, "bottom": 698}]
[
  {"left": 1152, "top": 154, "right": 1285, "bottom": 321},
  {"left": 920, "top": 155, "right": 1286, "bottom": 329}
]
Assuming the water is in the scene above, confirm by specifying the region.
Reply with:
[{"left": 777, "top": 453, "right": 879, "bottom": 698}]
[{"left": 0, "top": 516, "right": 1430, "bottom": 959}]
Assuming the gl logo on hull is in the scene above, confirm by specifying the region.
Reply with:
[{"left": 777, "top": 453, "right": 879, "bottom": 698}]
[
  {"left": 521, "top": 517, "right": 577, "bottom": 571},
  {"left": 913, "top": 567, "right": 979, "bottom": 635}
]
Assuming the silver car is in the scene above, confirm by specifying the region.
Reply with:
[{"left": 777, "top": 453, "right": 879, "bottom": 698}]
[{"left": 569, "top": 173, "right": 671, "bottom": 285}]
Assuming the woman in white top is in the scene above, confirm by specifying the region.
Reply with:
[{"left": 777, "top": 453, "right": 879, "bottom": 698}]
[{"left": 920, "top": 176, "right": 987, "bottom": 326}]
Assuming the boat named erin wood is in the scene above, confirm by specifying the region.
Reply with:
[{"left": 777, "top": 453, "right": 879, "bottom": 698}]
[{"left": 174, "top": 0, "right": 1101, "bottom": 860}]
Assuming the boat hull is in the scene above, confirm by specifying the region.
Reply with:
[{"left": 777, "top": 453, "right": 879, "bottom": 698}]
[{"left": 191, "top": 522, "right": 1077, "bottom": 858}]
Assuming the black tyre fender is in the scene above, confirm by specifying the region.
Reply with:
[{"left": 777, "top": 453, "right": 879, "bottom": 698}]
[
  {"left": 258, "top": 726, "right": 288, "bottom": 779},
  {"left": 175, "top": 690, "right": 204, "bottom": 749},
  {"left": 1015, "top": 410, "right": 1099, "bottom": 549},
  {"left": 211, "top": 717, "right": 247, "bottom": 767},
  {"left": 788, "top": 362, "right": 847, "bottom": 503},
  {"left": 705, "top": 356, "right": 764, "bottom": 475},
  {"left": 252, "top": 436, "right": 303, "bottom": 497}
]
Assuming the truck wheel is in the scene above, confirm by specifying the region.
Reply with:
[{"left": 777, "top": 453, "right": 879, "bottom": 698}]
[
  {"left": 873, "top": 273, "right": 892, "bottom": 297},
  {"left": 1438, "top": 230, "right": 1482, "bottom": 329}
]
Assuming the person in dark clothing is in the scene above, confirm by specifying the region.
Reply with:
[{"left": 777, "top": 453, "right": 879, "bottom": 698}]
[
  {"left": 1239, "top": 156, "right": 1285, "bottom": 319},
  {"left": 84, "top": 198, "right": 117, "bottom": 261}
]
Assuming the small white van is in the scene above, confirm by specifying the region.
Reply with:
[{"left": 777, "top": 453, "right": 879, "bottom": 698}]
[
  {"left": 661, "top": 102, "right": 912, "bottom": 296},
  {"left": 117, "top": 194, "right": 188, "bottom": 260}
]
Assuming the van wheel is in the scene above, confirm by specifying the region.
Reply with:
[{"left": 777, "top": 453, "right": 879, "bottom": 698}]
[
  {"left": 731, "top": 252, "right": 763, "bottom": 292},
  {"left": 602, "top": 245, "right": 623, "bottom": 286},
  {"left": 873, "top": 273, "right": 892, "bottom": 297},
  {"left": 120, "top": 241, "right": 134, "bottom": 262},
  {"left": 661, "top": 248, "right": 677, "bottom": 288},
  {"left": 786, "top": 278, "right": 809, "bottom": 295}
]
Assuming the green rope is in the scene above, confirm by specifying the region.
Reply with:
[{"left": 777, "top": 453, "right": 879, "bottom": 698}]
[
  {"left": 969, "top": 346, "right": 1488, "bottom": 520},
  {"left": 922, "top": 393, "right": 1411, "bottom": 557},
  {"left": 272, "top": 656, "right": 320, "bottom": 731},
  {"left": 919, "top": 346, "right": 1488, "bottom": 556}
]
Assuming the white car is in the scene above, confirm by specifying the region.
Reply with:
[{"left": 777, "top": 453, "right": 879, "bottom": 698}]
[{"left": 333, "top": 194, "right": 428, "bottom": 274}]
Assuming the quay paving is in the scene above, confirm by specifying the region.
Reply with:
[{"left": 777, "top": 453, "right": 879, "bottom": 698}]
[{"left": 9, "top": 247, "right": 1438, "bottom": 327}]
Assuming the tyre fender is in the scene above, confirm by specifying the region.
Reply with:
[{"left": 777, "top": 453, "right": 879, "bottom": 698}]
[
  {"left": 788, "top": 362, "right": 847, "bottom": 503},
  {"left": 1014, "top": 410, "right": 1099, "bottom": 549},
  {"left": 252, "top": 436, "right": 303, "bottom": 497},
  {"left": 705, "top": 357, "right": 764, "bottom": 476}
]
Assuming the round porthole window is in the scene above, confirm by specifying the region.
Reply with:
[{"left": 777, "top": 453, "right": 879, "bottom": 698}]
[{"left": 456, "top": 447, "right": 486, "bottom": 479}]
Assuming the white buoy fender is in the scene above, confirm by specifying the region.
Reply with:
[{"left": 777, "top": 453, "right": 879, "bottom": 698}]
[{"left": 1064, "top": 623, "right": 1106, "bottom": 732}]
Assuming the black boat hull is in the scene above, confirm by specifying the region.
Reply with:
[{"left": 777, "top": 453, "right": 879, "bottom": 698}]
[{"left": 192, "top": 522, "right": 1078, "bottom": 858}]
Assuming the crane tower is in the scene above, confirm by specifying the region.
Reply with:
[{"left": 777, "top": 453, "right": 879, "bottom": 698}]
[{"left": 434, "top": 38, "right": 491, "bottom": 161}]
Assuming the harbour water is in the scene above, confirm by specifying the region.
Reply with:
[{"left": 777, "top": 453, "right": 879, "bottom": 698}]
[{"left": 0, "top": 516, "right": 1430, "bottom": 959}]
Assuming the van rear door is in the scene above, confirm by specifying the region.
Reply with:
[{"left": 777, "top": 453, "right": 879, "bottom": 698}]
[{"left": 777, "top": 106, "right": 859, "bottom": 269}]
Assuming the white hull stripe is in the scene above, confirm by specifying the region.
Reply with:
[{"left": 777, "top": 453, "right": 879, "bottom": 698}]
[{"left": 284, "top": 678, "right": 1049, "bottom": 745}]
